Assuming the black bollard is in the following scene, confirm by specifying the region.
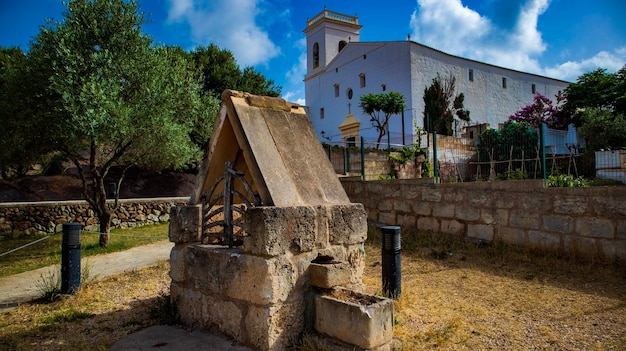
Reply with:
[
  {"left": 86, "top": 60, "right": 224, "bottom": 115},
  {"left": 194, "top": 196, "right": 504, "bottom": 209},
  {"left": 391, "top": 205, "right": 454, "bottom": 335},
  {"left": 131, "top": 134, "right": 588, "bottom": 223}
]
[
  {"left": 61, "top": 222, "right": 82, "bottom": 294},
  {"left": 381, "top": 226, "right": 401, "bottom": 299}
]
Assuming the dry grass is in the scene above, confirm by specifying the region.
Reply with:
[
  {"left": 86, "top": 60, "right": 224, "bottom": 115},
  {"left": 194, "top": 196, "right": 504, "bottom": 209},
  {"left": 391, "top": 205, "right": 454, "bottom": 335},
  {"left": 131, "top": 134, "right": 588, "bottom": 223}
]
[
  {"left": 2, "top": 226, "right": 625, "bottom": 351},
  {"left": 0, "top": 261, "right": 172, "bottom": 351},
  {"left": 364, "top": 227, "right": 626, "bottom": 350}
]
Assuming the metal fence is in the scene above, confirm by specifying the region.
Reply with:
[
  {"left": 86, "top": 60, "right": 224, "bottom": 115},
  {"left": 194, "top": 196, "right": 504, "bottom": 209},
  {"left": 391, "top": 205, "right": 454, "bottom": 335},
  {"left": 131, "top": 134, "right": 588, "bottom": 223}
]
[{"left": 323, "top": 124, "right": 625, "bottom": 184}]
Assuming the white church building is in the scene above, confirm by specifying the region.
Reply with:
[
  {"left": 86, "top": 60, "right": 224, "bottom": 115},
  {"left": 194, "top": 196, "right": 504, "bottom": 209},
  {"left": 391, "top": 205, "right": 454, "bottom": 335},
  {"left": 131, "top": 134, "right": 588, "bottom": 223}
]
[{"left": 303, "top": 8, "right": 570, "bottom": 147}]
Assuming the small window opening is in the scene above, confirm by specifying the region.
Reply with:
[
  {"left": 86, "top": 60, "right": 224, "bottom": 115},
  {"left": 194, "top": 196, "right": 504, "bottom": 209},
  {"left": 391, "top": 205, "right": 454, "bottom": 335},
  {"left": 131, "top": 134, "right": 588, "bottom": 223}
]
[
  {"left": 338, "top": 41, "right": 347, "bottom": 52},
  {"left": 359, "top": 73, "right": 366, "bottom": 88},
  {"left": 502, "top": 77, "right": 507, "bottom": 89},
  {"left": 469, "top": 69, "right": 474, "bottom": 82},
  {"left": 320, "top": 108, "right": 325, "bottom": 120},
  {"left": 532, "top": 84, "right": 536, "bottom": 94},
  {"left": 313, "top": 43, "right": 319, "bottom": 69},
  {"left": 381, "top": 84, "right": 387, "bottom": 91},
  {"left": 334, "top": 84, "right": 340, "bottom": 97}
]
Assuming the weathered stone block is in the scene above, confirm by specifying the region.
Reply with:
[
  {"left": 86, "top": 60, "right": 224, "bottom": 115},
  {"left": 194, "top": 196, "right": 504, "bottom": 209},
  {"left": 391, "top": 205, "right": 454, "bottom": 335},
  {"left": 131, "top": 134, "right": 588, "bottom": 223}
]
[
  {"left": 617, "top": 220, "right": 626, "bottom": 240},
  {"left": 528, "top": 230, "right": 560, "bottom": 251},
  {"left": 563, "top": 235, "right": 598, "bottom": 258},
  {"left": 542, "top": 214, "right": 574, "bottom": 234},
  {"left": 421, "top": 188, "right": 442, "bottom": 202},
  {"left": 168, "top": 205, "right": 202, "bottom": 243},
  {"left": 432, "top": 203, "right": 455, "bottom": 218},
  {"left": 456, "top": 205, "right": 480, "bottom": 221},
  {"left": 244, "top": 206, "right": 319, "bottom": 256},
  {"left": 467, "top": 224, "right": 494, "bottom": 241},
  {"left": 599, "top": 239, "right": 626, "bottom": 260},
  {"left": 169, "top": 244, "right": 188, "bottom": 283},
  {"left": 412, "top": 201, "right": 432, "bottom": 216},
  {"left": 314, "top": 289, "right": 393, "bottom": 350},
  {"left": 187, "top": 245, "right": 295, "bottom": 305},
  {"left": 417, "top": 216, "right": 439, "bottom": 232},
  {"left": 377, "top": 212, "right": 396, "bottom": 226},
  {"left": 201, "top": 295, "right": 242, "bottom": 340},
  {"left": 328, "top": 204, "right": 367, "bottom": 245},
  {"left": 441, "top": 219, "right": 465, "bottom": 235},
  {"left": 244, "top": 302, "right": 305, "bottom": 351},
  {"left": 310, "top": 262, "right": 351, "bottom": 288},
  {"left": 497, "top": 227, "right": 526, "bottom": 245},
  {"left": 553, "top": 196, "right": 587, "bottom": 215},
  {"left": 509, "top": 211, "right": 540, "bottom": 230},
  {"left": 576, "top": 217, "right": 614, "bottom": 238}
]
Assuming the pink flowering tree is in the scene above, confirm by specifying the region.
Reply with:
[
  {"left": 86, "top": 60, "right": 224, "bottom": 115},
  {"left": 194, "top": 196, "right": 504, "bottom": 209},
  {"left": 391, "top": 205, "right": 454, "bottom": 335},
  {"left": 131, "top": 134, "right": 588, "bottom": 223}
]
[{"left": 508, "top": 93, "right": 570, "bottom": 130}]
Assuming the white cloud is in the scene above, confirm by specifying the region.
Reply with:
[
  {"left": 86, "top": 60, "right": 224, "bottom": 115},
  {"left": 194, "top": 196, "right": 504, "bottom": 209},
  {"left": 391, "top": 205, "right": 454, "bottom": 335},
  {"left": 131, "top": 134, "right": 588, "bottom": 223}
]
[
  {"left": 282, "top": 38, "right": 307, "bottom": 105},
  {"left": 165, "top": 0, "right": 280, "bottom": 67},
  {"left": 410, "top": 0, "right": 625, "bottom": 81},
  {"left": 544, "top": 47, "right": 626, "bottom": 82},
  {"left": 409, "top": 0, "right": 548, "bottom": 74},
  {"left": 410, "top": 0, "right": 490, "bottom": 56}
]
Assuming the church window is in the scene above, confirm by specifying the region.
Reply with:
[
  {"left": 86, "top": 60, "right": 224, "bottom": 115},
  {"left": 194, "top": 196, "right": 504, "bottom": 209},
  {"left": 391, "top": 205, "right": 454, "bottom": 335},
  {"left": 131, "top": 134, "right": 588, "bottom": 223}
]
[
  {"left": 313, "top": 43, "right": 319, "bottom": 69},
  {"left": 502, "top": 77, "right": 507, "bottom": 89},
  {"left": 338, "top": 40, "right": 347, "bottom": 52},
  {"left": 347, "top": 88, "right": 353, "bottom": 100},
  {"left": 469, "top": 69, "right": 474, "bottom": 82},
  {"left": 532, "top": 84, "right": 536, "bottom": 94},
  {"left": 334, "top": 84, "right": 340, "bottom": 97},
  {"left": 360, "top": 73, "right": 366, "bottom": 88},
  {"left": 320, "top": 107, "right": 325, "bottom": 120}
]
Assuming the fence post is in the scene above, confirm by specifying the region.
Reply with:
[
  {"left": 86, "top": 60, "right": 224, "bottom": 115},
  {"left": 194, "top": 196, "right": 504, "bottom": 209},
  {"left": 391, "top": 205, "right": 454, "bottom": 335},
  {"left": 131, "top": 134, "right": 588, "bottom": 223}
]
[
  {"left": 433, "top": 131, "right": 439, "bottom": 183},
  {"left": 540, "top": 123, "right": 546, "bottom": 187},
  {"left": 347, "top": 147, "right": 351, "bottom": 173},
  {"left": 343, "top": 147, "right": 347, "bottom": 175},
  {"left": 61, "top": 222, "right": 82, "bottom": 294},
  {"left": 361, "top": 136, "right": 365, "bottom": 180}
]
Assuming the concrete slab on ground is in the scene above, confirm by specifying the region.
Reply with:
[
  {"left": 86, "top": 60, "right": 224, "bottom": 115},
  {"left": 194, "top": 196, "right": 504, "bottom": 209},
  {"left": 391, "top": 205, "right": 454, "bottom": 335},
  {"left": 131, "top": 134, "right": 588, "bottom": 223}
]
[{"left": 109, "top": 325, "right": 253, "bottom": 351}]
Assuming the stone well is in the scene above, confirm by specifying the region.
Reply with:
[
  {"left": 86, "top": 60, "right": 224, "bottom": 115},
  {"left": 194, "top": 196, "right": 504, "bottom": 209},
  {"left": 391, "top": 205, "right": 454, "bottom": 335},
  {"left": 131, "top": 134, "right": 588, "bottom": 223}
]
[{"left": 169, "top": 91, "right": 393, "bottom": 351}]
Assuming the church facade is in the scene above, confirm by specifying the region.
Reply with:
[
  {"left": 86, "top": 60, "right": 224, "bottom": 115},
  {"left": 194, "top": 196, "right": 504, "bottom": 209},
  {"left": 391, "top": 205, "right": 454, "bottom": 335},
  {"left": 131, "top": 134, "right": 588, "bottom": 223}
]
[{"left": 303, "top": 8, "right": 570, "bottom": 146}]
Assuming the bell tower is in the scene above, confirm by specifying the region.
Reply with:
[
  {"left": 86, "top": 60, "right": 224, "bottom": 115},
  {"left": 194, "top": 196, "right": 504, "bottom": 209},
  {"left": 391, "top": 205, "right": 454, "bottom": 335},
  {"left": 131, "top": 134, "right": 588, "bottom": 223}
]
[{"left": 304, "top": 7, "right": 362, "bottom": 75}]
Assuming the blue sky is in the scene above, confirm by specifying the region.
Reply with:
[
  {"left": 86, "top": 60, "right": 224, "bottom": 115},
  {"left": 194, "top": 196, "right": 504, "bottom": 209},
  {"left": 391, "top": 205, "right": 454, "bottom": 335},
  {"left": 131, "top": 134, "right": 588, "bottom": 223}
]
[{"left": 1, "top": 0, "right": 625, "bottom": 105}]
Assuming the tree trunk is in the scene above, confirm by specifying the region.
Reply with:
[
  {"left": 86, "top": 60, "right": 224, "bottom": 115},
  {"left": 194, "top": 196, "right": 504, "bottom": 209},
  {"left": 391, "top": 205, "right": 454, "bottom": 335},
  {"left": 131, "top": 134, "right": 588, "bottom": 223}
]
[{"left": 99, "top": 212, "right": 112, "bottom": 247}]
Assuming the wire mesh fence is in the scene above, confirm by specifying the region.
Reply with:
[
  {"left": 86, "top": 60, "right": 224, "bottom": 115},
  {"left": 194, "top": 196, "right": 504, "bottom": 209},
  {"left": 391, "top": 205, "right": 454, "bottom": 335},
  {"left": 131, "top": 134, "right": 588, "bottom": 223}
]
[{"left": 322, "top": 124, "right": 625, "bottom": 184}]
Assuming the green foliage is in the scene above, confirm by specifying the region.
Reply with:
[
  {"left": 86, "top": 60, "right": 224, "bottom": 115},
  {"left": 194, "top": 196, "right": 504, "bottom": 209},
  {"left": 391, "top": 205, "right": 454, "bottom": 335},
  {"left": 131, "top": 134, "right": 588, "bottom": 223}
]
[
  {"left": 423, "top": 73, "right": 470, "bottom": 136},
  {"left": 389, "top": 146, "right": 420, "bottom": 164},
  {"left": 563, "top": 66, "right": 626, "bottom": 125},
  {"left": 22, "top": 0, "right": 209, "bottom": 245},
  {"left": 40, "top": 153, "right": 68, "bottom": 176},
  {"left": 359, "top": 91, "right": 405, "bottom": 148},
  {"left": 478, "top": 122, "right": 538, "bottom": 162},
  {"left": 190, "top": 44, "right": 281, "bottom": 98},
  {"left": 0, "top": 46, "right": 47, "bottom": 178},
  {"left": 502, "top": 168, "right": 528, "bottom": 180},
  {"left": 578, "top": 108, "right": 626, "bottom": 150},
  {"left": 547, "top": 174, "right": 589, "bottom": 187}
]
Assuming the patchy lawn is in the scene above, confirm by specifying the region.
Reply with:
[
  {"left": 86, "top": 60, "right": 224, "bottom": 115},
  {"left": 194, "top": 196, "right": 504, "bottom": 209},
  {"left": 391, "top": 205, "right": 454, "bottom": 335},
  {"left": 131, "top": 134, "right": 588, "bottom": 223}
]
[{"left": 1, "top": 227, "right": 625, "bottom": 350}]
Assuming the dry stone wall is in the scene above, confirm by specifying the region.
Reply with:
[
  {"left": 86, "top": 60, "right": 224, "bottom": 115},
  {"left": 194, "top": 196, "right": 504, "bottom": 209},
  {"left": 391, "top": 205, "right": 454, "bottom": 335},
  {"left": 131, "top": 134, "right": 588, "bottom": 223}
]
[
  {"left": 0, "top": 197, "right": 189, "bottom": 239},
  {"left": 341, "top": 178, "right": 626, "bottom": 261}
]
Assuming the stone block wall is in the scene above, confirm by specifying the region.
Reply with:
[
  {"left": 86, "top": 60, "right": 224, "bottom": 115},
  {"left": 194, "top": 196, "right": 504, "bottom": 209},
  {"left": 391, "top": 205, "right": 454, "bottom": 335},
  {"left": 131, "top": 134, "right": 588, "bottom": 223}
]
[
  {"left": 0, "top": 197, "right": 189, "bottom": 239},
  {"left": 341, "top": 178, "right": 626, "bottom": 261},
  {"left": 169, "top": 203, "right": 368, "bottom": 351}
]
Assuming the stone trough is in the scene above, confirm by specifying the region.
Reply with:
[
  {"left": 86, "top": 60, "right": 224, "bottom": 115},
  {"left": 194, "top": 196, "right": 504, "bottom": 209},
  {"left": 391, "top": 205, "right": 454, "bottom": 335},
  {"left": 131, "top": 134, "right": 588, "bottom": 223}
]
[{"left": 168, "top": 91, "right": 394, "bottom": 350}]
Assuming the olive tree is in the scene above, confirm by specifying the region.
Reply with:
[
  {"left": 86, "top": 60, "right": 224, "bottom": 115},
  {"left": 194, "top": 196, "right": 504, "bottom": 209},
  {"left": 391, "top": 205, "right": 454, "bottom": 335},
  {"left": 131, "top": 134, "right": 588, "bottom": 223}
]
[
  {"left": 359, "top": 91, "right": 405, "bottom": 148},
  {"left": 29, "top": 0, "right": 208, "bottom": 246}
]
